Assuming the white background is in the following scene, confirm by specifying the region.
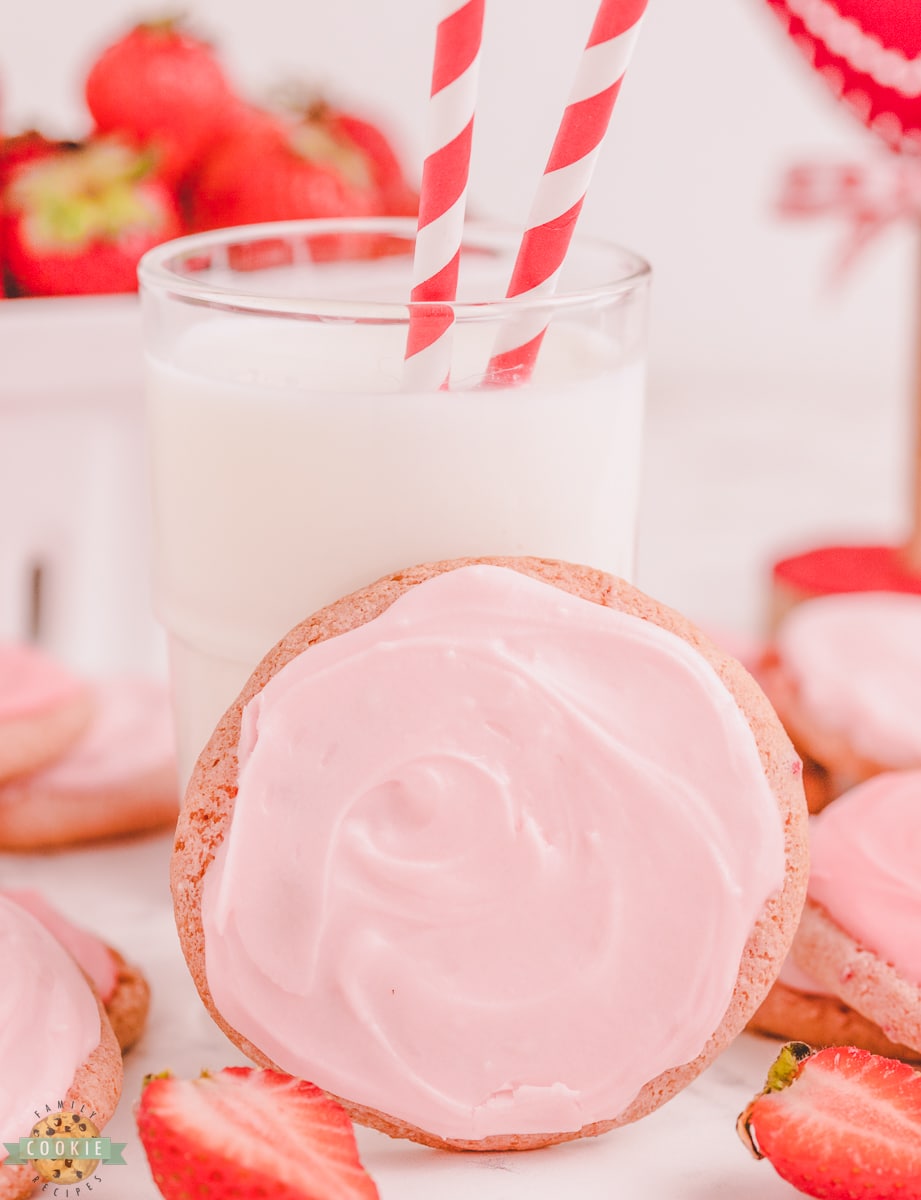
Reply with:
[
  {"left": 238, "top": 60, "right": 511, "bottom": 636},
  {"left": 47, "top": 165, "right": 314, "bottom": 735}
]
[{"left": 1, "top": 0, "right": 915, "bottom": 629}]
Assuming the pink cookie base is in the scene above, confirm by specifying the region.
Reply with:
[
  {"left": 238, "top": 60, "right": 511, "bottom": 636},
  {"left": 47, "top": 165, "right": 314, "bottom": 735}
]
[
  {"left": 748, "top": 978, "right": 921, "bottom": 1062},
  {"left": 793, "top": 901, "right": 921, "bottom": 1056}
]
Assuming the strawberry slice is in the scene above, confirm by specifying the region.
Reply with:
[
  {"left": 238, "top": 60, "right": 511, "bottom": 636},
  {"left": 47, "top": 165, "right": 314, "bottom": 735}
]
[
  {"left": 738, "top": 1042, "right": 921, "bottom": 1199},
  {"left": 136, "top": 1067, "right": 379, "bottom": 1200}
]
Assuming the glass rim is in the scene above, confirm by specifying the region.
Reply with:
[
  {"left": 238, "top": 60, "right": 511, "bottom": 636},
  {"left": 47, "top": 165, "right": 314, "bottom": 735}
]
[{"left": 137, "top": 216, "right": 651, "bottom": 321}]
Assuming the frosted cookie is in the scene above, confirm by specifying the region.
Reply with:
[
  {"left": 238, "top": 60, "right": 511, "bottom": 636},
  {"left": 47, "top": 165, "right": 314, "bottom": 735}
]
[
  {"left": 0, "top": 677, "right": 179, "bottom": 851},
  {"left": 771, "top": 544, "right": 921, "bottom": 627},
  {"left": 788, "top": 770, "right": 921, "bottom": 1057},
  {"left": 748, "top": 957, "right": 921, "bottom": 1062},
  {"left": 759, "top": 592, "right": 921, "bottom": 810},
  {"left": 0, "top": 643, "right": 91, "bottom": 783},
  {"left": 3, "top": 890, "right": 150, "bottom": 1053},
  {"left": 0, "top": 895, "right": 122, "bottom": 1200},
  {"left": 173, "top": 557, "right": 808, "bottom": 1152}
]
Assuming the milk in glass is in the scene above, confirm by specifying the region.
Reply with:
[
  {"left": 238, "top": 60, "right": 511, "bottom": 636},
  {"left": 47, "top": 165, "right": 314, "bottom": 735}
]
[{"left": 146, "top": 315, "right": 645, "bottom": 782}]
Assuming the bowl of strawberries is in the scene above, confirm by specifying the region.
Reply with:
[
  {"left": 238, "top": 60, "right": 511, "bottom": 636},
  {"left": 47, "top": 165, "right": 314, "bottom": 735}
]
[
  {"left": 0, "top": 17, "right": 418, "bottom": 300},
  {"left": 0, "top": 16, "right": 418, "bottom": 668}
]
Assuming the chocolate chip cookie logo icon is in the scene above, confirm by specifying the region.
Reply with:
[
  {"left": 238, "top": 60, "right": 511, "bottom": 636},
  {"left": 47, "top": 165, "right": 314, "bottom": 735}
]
[{"left": 3, "top": 1103, "right": 126, "bottom": 1194}]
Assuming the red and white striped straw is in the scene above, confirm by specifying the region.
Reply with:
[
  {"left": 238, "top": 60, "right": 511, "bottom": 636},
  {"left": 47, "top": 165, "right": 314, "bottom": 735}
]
[
  {"left": 404, "top": 0, "right": 485, "bottom": 391},
  {"left": 487, "top": 0, "right": 648, "bottom": 384}
]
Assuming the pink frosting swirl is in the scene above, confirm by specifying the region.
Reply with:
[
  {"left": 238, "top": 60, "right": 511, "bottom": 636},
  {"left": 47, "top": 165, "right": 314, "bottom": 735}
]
[{"left": 202, "top": 566, "right": 786, "bottom": 1141}]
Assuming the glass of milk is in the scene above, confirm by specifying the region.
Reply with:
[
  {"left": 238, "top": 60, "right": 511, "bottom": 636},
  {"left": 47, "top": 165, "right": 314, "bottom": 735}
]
[{"left": 139, "top": 218, "right": 650, "bottom": 784}]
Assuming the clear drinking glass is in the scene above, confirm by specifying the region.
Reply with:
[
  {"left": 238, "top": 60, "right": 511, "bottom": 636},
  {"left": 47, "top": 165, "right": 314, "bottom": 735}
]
[{"left": 139, "top": 217, "right": 651, "bottom": 784}]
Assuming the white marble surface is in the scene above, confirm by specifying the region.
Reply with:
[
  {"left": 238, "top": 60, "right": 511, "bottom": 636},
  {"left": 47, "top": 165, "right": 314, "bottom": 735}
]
[{"left": 0, "top": 833, "right": 804, "bottom": 1200}]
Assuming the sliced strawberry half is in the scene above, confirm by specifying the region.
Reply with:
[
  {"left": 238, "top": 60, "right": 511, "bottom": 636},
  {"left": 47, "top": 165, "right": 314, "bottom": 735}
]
[
  {"left": 136, "top": 1067, "right": 379, "bottom": 1200},
  {"left": 2, "top": 138, "right": 182, "bottom": 296},
  {"left": 738, "top": 1042, "right": 921, "bottom": 1199}
]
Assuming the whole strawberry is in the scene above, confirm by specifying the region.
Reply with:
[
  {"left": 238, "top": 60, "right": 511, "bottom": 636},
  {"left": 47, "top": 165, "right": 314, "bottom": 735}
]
[
  {"left": 0, "top": 130, "right": 63, "bottom": 186},
  {"left": 738, "top": 1042, "right": 921, "bottom": 1199},
  {"left": 189, "top": 107, "right": 381, "bottom": 235},
  {"left": 85, "top": 18, "right": 235, "bottom": 185},
  {"left": 136, "top": 1067, "right": 379, "bottom": 1200},
  {"left": 2, "top": 138, "right": 182, "bottom": 296},
  {"left": 1, "top": 132, "right": 72, "bottom": 294},
  {"left": 322, "top": 107, "right": 419, "bottom": 217}
]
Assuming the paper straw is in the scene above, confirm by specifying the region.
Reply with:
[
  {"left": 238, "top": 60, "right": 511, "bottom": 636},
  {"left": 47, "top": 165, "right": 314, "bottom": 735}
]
[
  {"left": 404, "top": 0, "right": 485, "bottom": 390},
  {"left": 487, "top": 0, "right": 648, "bottom": 384}
]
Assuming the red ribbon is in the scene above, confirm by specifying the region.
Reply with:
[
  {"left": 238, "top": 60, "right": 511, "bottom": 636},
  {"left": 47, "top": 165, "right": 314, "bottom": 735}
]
[{"left": 778, "top": 157, "right": 921, "bottom": 276}]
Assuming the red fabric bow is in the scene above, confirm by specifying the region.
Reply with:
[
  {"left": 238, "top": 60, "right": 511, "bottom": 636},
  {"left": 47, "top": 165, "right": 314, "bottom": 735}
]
[{"left": 778, "top": 157, "right": 921, "bottom": 276}]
